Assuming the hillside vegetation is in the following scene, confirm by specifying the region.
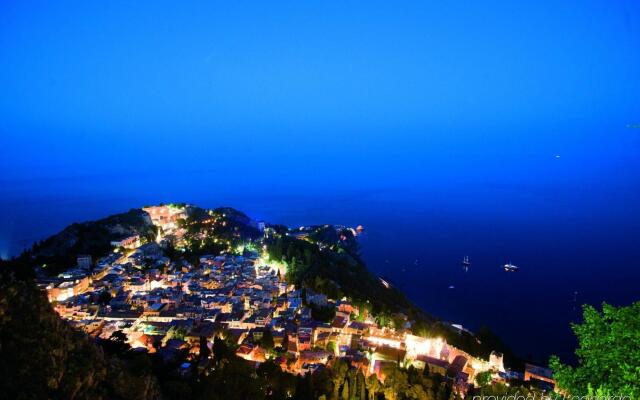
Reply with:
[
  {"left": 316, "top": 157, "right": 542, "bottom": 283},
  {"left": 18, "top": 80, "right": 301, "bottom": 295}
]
[
  {"left": 25, "top": 208, "right": 156, "bottom": 275},
  {"left": 264, "top": 230, "right": 522, "bottom": 369},
  {"left": 9, "top": 204, "right": 521, "bottom": 372},
  {"left": 0, "top": 270, "right": 161, "bottom": 400}
]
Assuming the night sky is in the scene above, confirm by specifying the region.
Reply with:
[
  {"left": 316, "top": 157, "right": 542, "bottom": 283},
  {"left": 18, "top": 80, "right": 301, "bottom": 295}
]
[
  {"left": 1, "top": 1, "right": 640, "bottom": 361},
  {"left": 2, "top": 1, "right": 639, "bottom": 185}
]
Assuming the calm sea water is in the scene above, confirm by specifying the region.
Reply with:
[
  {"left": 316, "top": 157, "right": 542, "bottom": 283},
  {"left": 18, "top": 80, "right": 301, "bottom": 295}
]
[{"left": 1, "top": 174, "right": 639, "bottom": 365}]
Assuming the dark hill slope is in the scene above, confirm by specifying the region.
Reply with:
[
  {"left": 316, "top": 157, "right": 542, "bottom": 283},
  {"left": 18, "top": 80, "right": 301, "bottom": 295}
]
[
  {"left": 0, "top": 272, "right": 160, "bottom": 400},
  {"left": 12, "top": 203, "right": 521, "bottom": 368},
  {"left": 26, "top": 209, "right": 156, "bottom": 274}
]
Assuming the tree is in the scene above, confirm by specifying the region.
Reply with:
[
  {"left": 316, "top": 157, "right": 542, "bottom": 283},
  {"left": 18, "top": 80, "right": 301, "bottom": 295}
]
[
  {"left": 281, "top": 330, "right": 289, "bottom": 351},
  {"left": 257, "top": 359, "right": 296, "bottom": 399},
  {"left": 382, "top": 364, "right": 409, "bottom": 400},
  {"left": 260, "top": 329, "right": 274, "bottom": 352},
  {"left": 212, "top": 336, "right": 231, "bottom": 367},
  {"left": 327, "top": 340, "right": 337, "bottom": 356},
  {"left": 0, "top": 272, "right": 161, "bottom": 399},
  {"left": 199, "top": 336, "right": 210, "bottom": 361},
  {"left": 98, "top": 289, "right": 112, "bottom": 305},
  {"left": 198, "top": 357, "right": 264, "bottom": 400},
  {"left": 475, "top": 371, "right": 491, "bottom": 388},
  {"left": 550, "top": 301, "right": 640, "bottom": 398},
  {"left": 294, "top": 374, "right": 314, "bottom": 400},
  {"left": 365, "top": 375, "right": 381, "bottom": 400},
  {"left": 332, "top": 359, "right": 349, "bottom": 399},
  {"left": 312, "top": 367, "right": 334, "bottom": 399},
  {"left": 405, "top": 384, "right": 430, "bottom": 400},
  {"left": 101, "top": 329, "right": 131, "bottom": 355},
  {"left": 356, "top": 370, "right": 366, "bottom": 400},
  {"left": 341, "top": 379, "right": 350, "bottom": 400}
]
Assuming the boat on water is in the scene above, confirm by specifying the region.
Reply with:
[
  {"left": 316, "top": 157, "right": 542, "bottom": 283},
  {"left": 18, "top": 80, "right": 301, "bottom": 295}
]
[
  {"left": 503, "top": 262, "right": 519, "bottom": 272},
  {"left": 462, "top": 256, "right": 471, "bottom": 271}
]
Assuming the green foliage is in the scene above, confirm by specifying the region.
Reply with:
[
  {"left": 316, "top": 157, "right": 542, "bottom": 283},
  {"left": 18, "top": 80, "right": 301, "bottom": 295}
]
[
  {"left": 1, "top": 204, "right": 530, "bottom": 399},
  {"left": 212, "top": 336, "right": 234, "bottom": 367},
  {"left": 199, "top": 336, "right": 210, "bottom": 361},
  {"left": 307, "top": 225, "right": 340, "bottom": 246},
  {"left": 310, "top": 303, "right": 337, "bottom": 323},
  {"left": 0, "top": 269, "right": 458, "bottom": 400},
  {"left": 259, "top": 329, "right": 275, "bottom": 351},
  {"left": 266, "top": 234, "right": 519, "bottom": 367},
  {"left": 266, "top": 235, "right": 432, "bottom": 321},
  {"left": 256, "top": 359, "right": 297, "bottom": 399},
  {"left": 382, "top": 363, "right": 409, "bottom": 400},
  {"left": 475, "top": 371, "right": 492, "bottom": 387},
  {"left": 327, "top": 340, "right": 337, "bottom": 354},
  {"left": 175, "top": 206, "right": 261, "bottom": 259},
  {"left": 98, "top": 290, "right": 113, "bottom": 305},
  {"left": 365, "top": 374, "right": 381, "bottom": 400},
  {"left": 341, "top": 378, "right": 350, "bottom": 400},
  {"left": 197, "top": 356, "right": 265, "bottom": 400},
  {"left": 25, "top": 208, "right": 156, "bottom": 275},
  {"left": 0, "top": 272, "right": 160, "bottom": 399},
  {"left": 550, "top": 302, "right": 640, "bottom": 398},
  {"left": 99, "top": 330, "right": 131, "bottom": 356}
]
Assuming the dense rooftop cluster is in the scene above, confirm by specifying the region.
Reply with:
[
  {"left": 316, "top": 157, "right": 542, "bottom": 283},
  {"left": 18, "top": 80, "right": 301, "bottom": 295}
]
[{"left": 33, "top": 205, "right": 555, "bottom": 398}]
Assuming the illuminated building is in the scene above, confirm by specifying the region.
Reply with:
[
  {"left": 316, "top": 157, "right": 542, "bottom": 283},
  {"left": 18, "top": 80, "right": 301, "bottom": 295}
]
[
  {"left": 143, "top": 205, "right": 187, "bottom": 234},
  {"left": 110, "top": 235, "right": 141, "bottom": 249}
]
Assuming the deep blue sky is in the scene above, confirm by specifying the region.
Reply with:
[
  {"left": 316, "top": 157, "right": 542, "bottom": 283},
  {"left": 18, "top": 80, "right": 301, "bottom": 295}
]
[{"left": 1, "top": 1, "right": 639, "bottom": 186}]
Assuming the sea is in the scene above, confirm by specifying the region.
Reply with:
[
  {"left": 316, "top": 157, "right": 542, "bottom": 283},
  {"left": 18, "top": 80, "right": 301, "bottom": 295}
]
[{"left": 1, "top": 173, "right": 639, "bottom": 365}]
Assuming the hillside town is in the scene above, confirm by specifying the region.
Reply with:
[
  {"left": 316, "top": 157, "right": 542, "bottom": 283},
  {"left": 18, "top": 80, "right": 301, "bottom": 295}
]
[{"left": 36, "top": 205, "right": 555, "bottom": 397}]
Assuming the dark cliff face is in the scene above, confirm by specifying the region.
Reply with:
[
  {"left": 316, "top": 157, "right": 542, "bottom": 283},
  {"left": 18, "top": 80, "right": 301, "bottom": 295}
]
[
  {"left": 24, "top": 205, "right": 261, "bottom": 275},
  {"left": 183, "top": 205, "right": 261, "bottom": 242},
  {"left": 26, "top": 208, "right": 155, "bottom": 274},
  {"left": 33, "top": 208, "right": 154, "bottom": 257},
  {"left": 211, "top": 206, "right": 261, "bottom": 240}
]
